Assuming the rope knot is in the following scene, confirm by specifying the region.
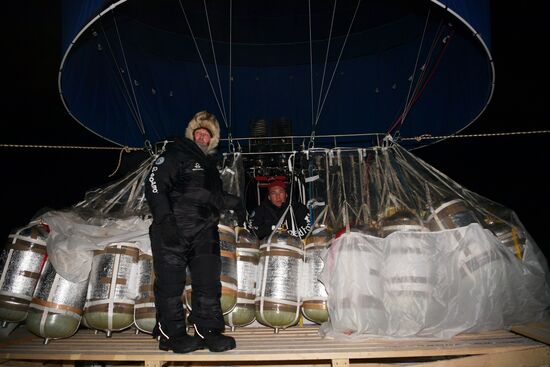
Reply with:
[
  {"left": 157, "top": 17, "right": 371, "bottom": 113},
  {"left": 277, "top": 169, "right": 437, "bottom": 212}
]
[{"left": 416, "top": 133, "right": 432, "bottom": 142}]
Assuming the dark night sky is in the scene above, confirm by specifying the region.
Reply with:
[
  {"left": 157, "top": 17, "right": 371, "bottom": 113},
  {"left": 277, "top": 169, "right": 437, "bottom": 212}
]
[{"left": 1, "top": 2, "right": 548, "bottom": 256}]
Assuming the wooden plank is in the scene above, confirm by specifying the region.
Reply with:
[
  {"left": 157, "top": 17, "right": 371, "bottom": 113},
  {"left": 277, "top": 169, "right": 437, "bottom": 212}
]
[
  {"left": 512, "top": 323, "right": 550, "bottom": 345},
  {"left": 407, "top": 346, "right": 550, "bottom": 367},
  {"left": 0, "top": 362, "right": 75, "bottom": 367},
  {"left": 331, "top": 359, "right": 349, "bottom": 367},
  {"left": 156, "top": 364, "right": 396, "bottom": 367},
  {"left": 154, "top": 348, "right": 550, "bottom": 367},
  {"left": 0, "top": 326, "right": 545, "bottom": 365}
]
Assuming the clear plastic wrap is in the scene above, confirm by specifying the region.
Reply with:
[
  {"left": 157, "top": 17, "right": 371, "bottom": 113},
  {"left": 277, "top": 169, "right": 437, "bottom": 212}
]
[
  {"left": 303, "top": 148, "right": 374, "bottom": 235},
  {"left": 318, "top": 143, "right": 549, "bottom": 339},
  {"left": 221, "top": 153, "right": 245, "bottom": 198},
  {"left": 303, "top": 149, "right": 333, "bottom": 226},
  {"left": 320, "top": 223, "right": 549, "bottom": 339},
  {"left": 331, "top": 149, "right": 365, "bottom": 231},
  {"left": 72, "top": 158, "right": 153, "bottom": 219},
  {"left": 39, "top": 157, "right": 155, "bottom": 283}
]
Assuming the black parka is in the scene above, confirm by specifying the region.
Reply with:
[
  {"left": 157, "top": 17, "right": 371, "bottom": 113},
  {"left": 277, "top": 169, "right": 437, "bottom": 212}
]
[
  {"left": 144, "top": 136, "right": 239, "bottom": 331},
  {"left": 145, "top": 137, "right": 226, "bottom": 232},
  {"left": 249, "top": 200, "right": 311, "bottom": 240}
]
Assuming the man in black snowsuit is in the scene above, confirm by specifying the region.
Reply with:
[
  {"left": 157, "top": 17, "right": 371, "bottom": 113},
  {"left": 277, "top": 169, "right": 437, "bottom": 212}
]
[
  {"left": 249, "top": 180, "right": 311, "bottom": 240},
  {"left": 145, "top": 111, "right": 241, "bottom": 353}
]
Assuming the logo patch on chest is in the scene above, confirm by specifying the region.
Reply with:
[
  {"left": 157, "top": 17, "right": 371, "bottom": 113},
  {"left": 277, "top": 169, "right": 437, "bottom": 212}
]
[{"left": 192, "top": 162, "right": 204, "bottom": 171}]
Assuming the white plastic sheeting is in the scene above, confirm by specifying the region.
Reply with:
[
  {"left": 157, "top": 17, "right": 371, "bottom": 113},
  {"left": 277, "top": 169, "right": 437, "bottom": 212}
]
[
  {"left": 320, "top": 224, "right": 550, "bottom": 339},
  {"left": 43, "top": 211, "right": 151, "bottom": 283}
]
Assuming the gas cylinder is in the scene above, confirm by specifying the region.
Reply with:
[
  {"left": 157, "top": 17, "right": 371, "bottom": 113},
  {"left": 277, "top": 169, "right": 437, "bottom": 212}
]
[
  {"left": 224, "top": 226, "right": 259, "bottom": 329},
  {"left": 255, "top": 229, "right": 303, "bottom": 332},
  {"left": 83, "top": 242, "right": 139, "bottom": 336},
  {"left": 134, "top": 253, "right": 155, "bottom": 333},
  {"left": 0, "top": 222, "right": 49, "bottom": 324},
  {"left": 301, "top": 226, "right": 331, "bottom": 324},
  {"left": 26, "top": 259, "right": 88, "bottom": 343}
]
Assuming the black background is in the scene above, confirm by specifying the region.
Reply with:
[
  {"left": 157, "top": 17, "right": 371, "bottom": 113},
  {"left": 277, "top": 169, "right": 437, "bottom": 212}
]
[{"left": 1, "top": 2, "right": 548, "bottom": 257}]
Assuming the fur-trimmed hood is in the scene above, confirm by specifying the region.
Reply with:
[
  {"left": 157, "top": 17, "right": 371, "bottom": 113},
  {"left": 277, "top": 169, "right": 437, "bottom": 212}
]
[{"left": 185, "top": 110, "right": 220, "bottom": 153}]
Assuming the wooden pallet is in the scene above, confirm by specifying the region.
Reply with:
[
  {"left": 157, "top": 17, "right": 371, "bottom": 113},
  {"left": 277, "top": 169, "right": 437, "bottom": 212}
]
[{"left": 0, "top": 325, "right": 549, "bottom": 367}]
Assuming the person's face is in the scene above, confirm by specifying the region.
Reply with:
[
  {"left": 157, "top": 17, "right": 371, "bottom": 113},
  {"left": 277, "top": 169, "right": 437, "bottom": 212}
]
[
  {"left": 194, "top": 128, "right": 212, "bottom": 147},
  {"left": 268, "top": 186, "right": 287, "bottom": 208}
]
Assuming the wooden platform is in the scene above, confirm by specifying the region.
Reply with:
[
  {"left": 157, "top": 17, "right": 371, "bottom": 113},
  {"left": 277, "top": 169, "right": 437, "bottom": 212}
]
[{"left": 0, "top": 325, "right": 549, "bottom": 367}]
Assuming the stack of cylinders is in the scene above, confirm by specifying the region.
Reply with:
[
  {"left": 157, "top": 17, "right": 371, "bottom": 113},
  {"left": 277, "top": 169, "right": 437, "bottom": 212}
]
[
  {"left": 184, "top": 224, "right": 238, "bottom": 315},
  {"left": 271, "top": 117, "right": 293, "bottom": 152},
  {"left": 0, "top": 222, "right": 49, "bottom": 324},
  {"left": 84, "top": 242, "right": 139, "bottom": 336},
  {"left": 384, "top": 237, "right": 434, "bottom": 335},
  {"left": 255, "top": 230, "right": 303, "bottom": 332},
  {"left": 249, "top": 119, "right": 269, "bottom": 152},
  {"left": 301, "top": 227, "right": 331, "bottom": 324},
  {"left": 26, "top": 260, "right": 88, "bottom": 343},
  {"left": 224, "top": 227, "right": 259, "bottom": 329},
  {"left": 426, "top": 199, "right": 480, "bottom": 231},
  {"left": 379, "top": 210, "right": 427, "bottom": 237},
  {"left": 134, "top": 253, "right": 155, "bottom": 333}
]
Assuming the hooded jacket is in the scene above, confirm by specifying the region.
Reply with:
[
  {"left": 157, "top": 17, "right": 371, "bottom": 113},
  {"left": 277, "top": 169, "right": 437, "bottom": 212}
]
[
  {"left": 146, "top": 136, "right": 225, "bottom": 223},
  {"left": 184, "top": 110, "right": 220, "bottom": 153},
  {"left": 145, "top": 112, "right": 243, "bottom": 230}
]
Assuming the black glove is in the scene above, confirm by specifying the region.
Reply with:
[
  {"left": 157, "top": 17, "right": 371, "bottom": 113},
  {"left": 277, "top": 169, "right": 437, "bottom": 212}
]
[
  {"left": 222, "top": 193, "right": 246, "bottom": 225},
  {"left": 159, "top": 215, "right": 180, "bottom": 246}
]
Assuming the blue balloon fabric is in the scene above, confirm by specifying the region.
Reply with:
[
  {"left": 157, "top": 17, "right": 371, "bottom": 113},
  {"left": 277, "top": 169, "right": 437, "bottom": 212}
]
[{"left": 59, "top": 0, "right": 493, "bottom": 150}]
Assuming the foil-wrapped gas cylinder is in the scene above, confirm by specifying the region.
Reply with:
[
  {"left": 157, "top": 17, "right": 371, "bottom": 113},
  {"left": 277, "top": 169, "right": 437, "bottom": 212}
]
[
  {"left": 484, "top": 218, "right": 525, "bottom": 260},
  {"left": 426, "top": 199, "right": 480, "bottom": 231},
  {"left": 383, "top": 238, "right": 434, "bottom": 335},
  {"left": 224, "top": 226, "right": 259, "bottom": 329},
  {"left": 184, "top": 224, "right": 238, "bottom": 315},
  {"left": 26, "top": 259, "right": 88, "bottom": 343},
  {"left": 134, "top": 253, "right": 155, "bottom": 333},
  {"left": 301, "top": 226, "right": 331, "bottom": 324},
  {"left": 218, "top": 224, "right": 238, "bottom": 314},
  {"left": 0, "top": 222, "right": 49, "bottom": 324},
  {"left": 255, "top": 229, "right": 303, "bottom": 332},
  {"left": 379, "top": 210, "right": 427, "bottom": 237},
  {"left": 84, "top": 242, "right": 139, "bottom": 336}
]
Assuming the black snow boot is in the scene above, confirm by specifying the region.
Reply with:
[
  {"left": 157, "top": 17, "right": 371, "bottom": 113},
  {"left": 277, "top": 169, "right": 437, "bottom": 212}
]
[
  {"left": 195, "top": 326, "right": 236, "bottom": 352},
  {"left": 154, "top": 321, "right": 205, "bottom": 353},
  {"left": 153, "top": 295, "right": 205, "bottom": 354}
]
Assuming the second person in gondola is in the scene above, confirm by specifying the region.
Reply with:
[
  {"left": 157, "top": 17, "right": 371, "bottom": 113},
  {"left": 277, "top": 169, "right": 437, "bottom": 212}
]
[{"left": 249, "top": 180, "right": 311, "bottom": 240}]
